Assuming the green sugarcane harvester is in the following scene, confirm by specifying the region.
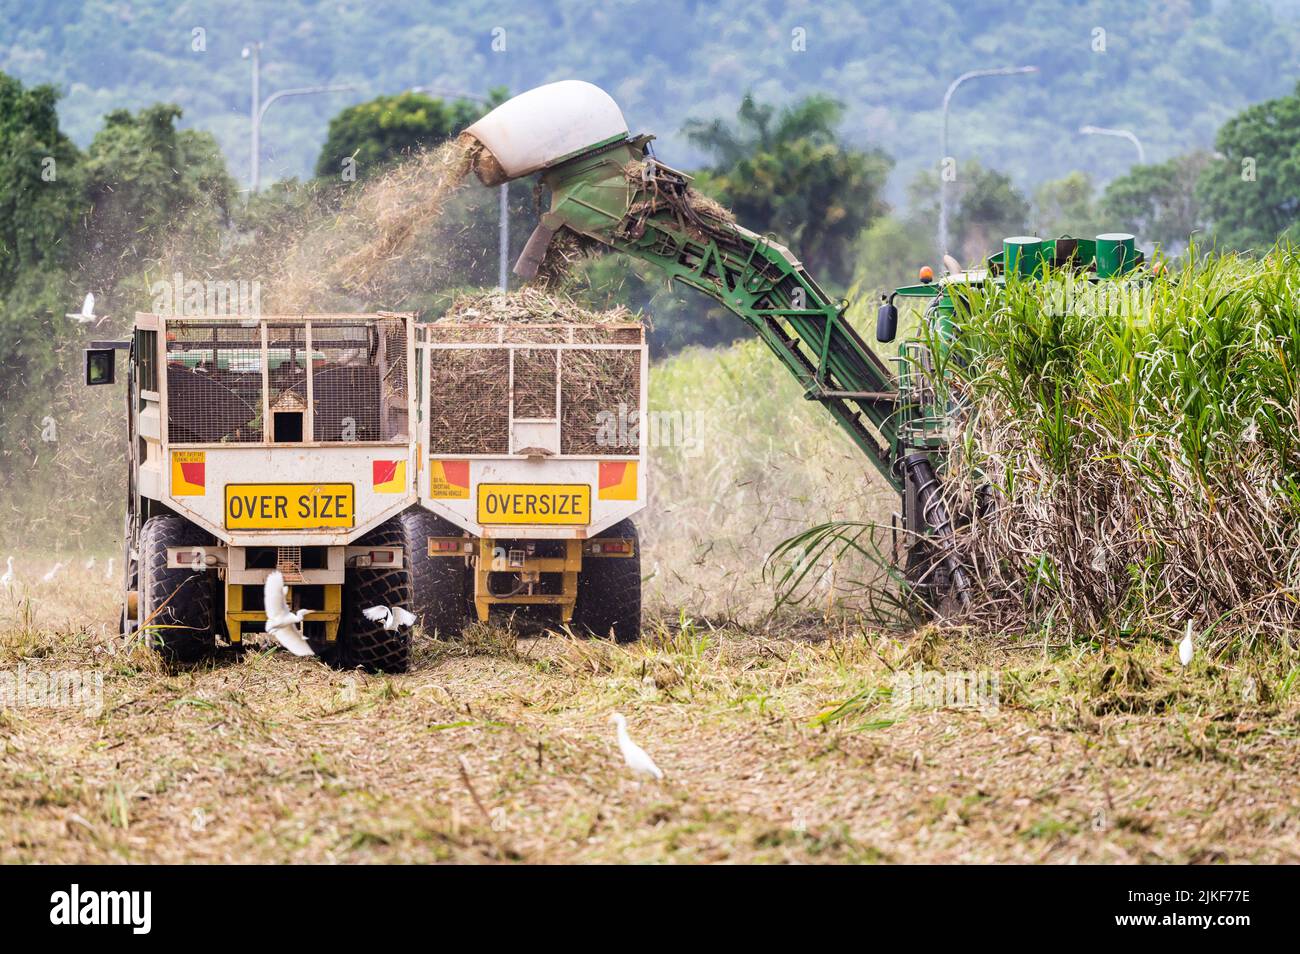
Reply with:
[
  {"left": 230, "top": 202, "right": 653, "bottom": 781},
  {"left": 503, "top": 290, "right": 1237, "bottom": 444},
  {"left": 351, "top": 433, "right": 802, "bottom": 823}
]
[{"left": 462, "top": 82, "right": 1148, "bottom": 609}]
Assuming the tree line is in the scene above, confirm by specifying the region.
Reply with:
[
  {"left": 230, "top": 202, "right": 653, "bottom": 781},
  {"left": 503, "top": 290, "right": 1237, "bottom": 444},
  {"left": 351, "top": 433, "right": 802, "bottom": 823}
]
[{"left": 3, "top": 69, "right": 1300, "bottom": 455}]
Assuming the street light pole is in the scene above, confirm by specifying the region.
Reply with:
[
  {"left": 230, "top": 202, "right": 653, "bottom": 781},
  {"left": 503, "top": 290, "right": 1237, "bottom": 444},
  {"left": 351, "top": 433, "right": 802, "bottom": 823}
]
[
  {"left": 243, "top": 42, "right": 354, "bottom": 192},
  {"left": 498, "top": 180, "right": 509, "bottom": 292},
  {"left": 1078, "top": 125, "right": 1146, "bottom": 164},
  {"left": 939, "top": 65, "right": 1039, "bottom": 256},
  {"left": 243, "top": 42, "right": 260, "bottom": 193}
]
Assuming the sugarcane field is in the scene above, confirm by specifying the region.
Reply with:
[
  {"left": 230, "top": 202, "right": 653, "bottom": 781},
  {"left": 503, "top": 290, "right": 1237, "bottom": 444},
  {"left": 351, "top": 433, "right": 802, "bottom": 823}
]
[{"left": 0, "top": 0, "right": 1296, "bottom": 918}]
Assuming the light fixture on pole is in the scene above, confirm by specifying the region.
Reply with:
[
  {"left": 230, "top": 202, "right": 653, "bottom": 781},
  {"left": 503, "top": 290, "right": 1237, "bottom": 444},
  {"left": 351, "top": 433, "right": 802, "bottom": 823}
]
[
  {"left": 1078, "top": 125, "right": 1146, "bottom": 164},
  {"left": 243, "top": 42, "right": 354, "bottom": 192}
]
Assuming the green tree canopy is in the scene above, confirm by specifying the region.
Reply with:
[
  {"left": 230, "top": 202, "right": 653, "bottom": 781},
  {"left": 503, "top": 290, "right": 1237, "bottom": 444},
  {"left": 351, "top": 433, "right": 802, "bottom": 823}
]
[
  {"left": 79, "top": 103, "right": 234, "bottom": 286},
  {"left": 1100, "top": 152, "right": 1211, "bottom": 255},
  {"left": 684, "top": 93, "right": 892, "bottom": 287},
  {"left": 0, "top": 73, "right": 81, "bottom": 292},
  {"left": 0, "top": 73, "right": 84, "bottom": 459},
  {"left": 1197, "top": 83, "right": 1300, "bottom": 250},
  {"left": 314, "top": 90, "right": 504, "bottom": 181},
  {"left": 907, "top": 162, "right": 1031, "bottom": 266}
]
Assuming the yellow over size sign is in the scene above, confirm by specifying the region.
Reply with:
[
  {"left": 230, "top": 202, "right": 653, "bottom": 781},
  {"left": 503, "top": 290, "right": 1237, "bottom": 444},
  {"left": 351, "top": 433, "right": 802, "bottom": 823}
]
[
  {"left": 476, "top": 483, "right": 591, "bottom": 526},
  {"left": 224, "top": 483, "right": 355, "bottom": 530}
]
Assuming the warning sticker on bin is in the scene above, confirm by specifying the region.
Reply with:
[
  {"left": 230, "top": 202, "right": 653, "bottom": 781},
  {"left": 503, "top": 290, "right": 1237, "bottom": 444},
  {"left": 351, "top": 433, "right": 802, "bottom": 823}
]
[
  {"left": 172, "top": 451, "right": 206, "bottom": 496},
  {"left": 225, "top": 483, "right": 354, "bottom": 530},
  {"left": 476, "top": 483, "right": 590, "bottom": 525},
  {"left": 429, "top": 459, "right": 470, "bottom": 499}
]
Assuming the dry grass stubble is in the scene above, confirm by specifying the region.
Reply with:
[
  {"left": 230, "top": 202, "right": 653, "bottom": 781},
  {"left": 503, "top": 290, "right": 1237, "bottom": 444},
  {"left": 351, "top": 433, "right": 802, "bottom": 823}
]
[{"left": 2, "top": 565, "right": 1297, "bottom": 863}]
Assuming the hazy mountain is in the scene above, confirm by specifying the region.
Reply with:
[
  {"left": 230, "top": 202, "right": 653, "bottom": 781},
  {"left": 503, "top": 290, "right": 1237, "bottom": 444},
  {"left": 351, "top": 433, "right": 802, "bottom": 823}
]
[{"left": 3, "top": 0, "right": 1298, "bottom": 204}]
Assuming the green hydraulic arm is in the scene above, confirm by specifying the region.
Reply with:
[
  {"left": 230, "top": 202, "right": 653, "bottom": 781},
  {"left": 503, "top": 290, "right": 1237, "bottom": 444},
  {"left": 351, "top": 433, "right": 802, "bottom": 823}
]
[{"left": 512, "top": 136, "right": 906, "bottom": 492}]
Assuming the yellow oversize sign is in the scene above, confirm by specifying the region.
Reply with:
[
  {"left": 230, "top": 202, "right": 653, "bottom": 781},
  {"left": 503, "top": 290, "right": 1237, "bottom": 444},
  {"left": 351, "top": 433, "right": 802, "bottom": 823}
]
[
  {"left": 476, "top": 483, "right": 590, "bottom": 525},
  {"left": 225, "top": 483, "right": 355, "bottom": 530}
]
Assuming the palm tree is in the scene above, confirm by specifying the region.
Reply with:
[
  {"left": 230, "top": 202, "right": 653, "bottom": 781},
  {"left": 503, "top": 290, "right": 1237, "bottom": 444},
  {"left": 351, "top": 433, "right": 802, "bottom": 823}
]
[
  {"left": 683, "top": 93, "right": 845, "bottom": 166},
  {"left": 682, "top": 93, "right": 891, "bottom": 288}
]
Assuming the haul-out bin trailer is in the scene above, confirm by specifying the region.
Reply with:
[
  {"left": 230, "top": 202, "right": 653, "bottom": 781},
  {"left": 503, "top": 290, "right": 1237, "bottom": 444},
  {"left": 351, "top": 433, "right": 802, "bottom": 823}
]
[
  {"left": 86, "top": 308, "right": 650, "bottom": 669},
  {"left": 86, "top": 312, "right": 422, "bottom": 671},
  {"left": 409, "top": 320, "right": 647, "bottom": 642}
]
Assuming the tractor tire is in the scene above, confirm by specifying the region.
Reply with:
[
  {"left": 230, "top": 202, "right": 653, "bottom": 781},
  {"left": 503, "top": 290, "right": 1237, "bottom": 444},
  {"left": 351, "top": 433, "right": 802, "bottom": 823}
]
[
  {"left": 340, "top": 518, "right": 413, "bottom": 673},
  {"left": 138, "top": 515, "right": 216, "bottom": 663},
  {"left": 571, "top": 519, "right": 641, "bottom": 643},
  {"left": 399, "top": 507, "right": 469, "bottom": 639}
]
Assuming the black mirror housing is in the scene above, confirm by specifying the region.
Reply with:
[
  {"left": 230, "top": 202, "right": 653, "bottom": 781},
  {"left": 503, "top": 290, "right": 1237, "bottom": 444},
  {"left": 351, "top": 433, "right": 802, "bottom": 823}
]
[
  {"left": 84, "top": 348, "right": 116, "bottom": 386},
  {"left": 876, "top": 301, "right": 899, "bottom": 343}
]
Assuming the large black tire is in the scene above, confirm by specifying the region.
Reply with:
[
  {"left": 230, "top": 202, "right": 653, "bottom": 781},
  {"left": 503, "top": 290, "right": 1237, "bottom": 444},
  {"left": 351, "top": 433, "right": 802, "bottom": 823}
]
[
  {"left": 138, "top": 515, "right": 216, "bottom": 663},
  {"left": 340, "top": 518, "right": 414, "bottom": 673},
  {"left": 399, "top": 508, "right": 469, "bottom": 639},
  {"left": 571, "top": 519, "right": 642, "bottom": 643}
]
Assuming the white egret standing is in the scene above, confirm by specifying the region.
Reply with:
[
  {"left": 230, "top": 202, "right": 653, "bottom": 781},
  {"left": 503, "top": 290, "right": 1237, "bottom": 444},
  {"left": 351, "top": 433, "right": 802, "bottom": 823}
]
[
  {"left": 610, "top": 712, "right": 664, "bottom": 780},
  {"left": 1178, "top": 621, "right": 1194, "bottom": 667}
]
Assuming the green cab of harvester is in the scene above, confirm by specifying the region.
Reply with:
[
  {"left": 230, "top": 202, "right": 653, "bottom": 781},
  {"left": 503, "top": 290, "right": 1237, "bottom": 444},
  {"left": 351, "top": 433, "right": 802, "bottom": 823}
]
[{"left": 877, "top": 232, "right": 1147, "bottom": 343}]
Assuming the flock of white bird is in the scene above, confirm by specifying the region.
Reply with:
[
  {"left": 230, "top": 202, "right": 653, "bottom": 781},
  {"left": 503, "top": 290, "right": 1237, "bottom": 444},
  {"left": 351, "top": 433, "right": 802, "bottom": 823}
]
[
  {"left": 4, "top": 542, "right": 1209, "bottom": 781},
  {"left": 1, "top": 540, "right": 1205, "bottom": 781},
  {"left": 2, "top": 555, "right": 116, "bottom": 588},
  {"left": 260, "top": 569, "right": 417, "bottom": 659},
  {"left": 2, "top": 558, "right": 668, "bottom": 779},
  {"left": 261, "top": 571, "right": 663, "bottom": 777}
]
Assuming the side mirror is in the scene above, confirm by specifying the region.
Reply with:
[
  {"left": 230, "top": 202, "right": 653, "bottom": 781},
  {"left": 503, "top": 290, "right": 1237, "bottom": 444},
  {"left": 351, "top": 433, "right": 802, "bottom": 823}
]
[
  {"left": 84, "top": 348, "right": 116, "bottom": 386},
  {"left": 876, "top": 299, "right": 899, "bottom": 343}
]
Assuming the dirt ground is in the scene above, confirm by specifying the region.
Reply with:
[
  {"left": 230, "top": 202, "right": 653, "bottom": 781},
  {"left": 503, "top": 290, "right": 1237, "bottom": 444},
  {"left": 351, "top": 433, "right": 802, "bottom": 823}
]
[{"left": 1, "top": 565, "right": 1298, "bottom": 864}]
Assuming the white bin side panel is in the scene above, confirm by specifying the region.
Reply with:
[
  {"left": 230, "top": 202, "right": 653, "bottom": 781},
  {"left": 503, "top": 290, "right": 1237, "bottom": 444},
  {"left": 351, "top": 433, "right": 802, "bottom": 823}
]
[
  {"left": 422, "top": 457, "right": 643, "bottom": 539},
  {"left": 163, "top": 445, "right": 415, "bottom": 546}
]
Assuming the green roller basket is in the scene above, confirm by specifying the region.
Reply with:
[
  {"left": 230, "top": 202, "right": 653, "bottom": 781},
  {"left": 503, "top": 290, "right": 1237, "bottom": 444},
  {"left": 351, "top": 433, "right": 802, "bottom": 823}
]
[
  {"left": 1095, "top": 233, "right": 1136, "bottom": 278},
  {"left": 1003, "top": 236, "right": 1047, "bottom": 278}
]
